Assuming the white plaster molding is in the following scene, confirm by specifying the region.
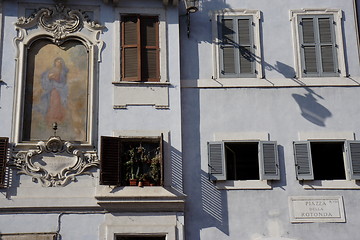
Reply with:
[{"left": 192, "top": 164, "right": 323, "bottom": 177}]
[
  {"left": 289, "top": 8, "right": 346, "bottom": 78},
  {"left": 210, "top": 9, "right": 263, "bottom": 80},
  {"left": 216, "top": 180, "right": 271, "bottom": 190},
  {"left": 297, "top": 131, "right": 355, "bottom": 141},
  {"left": 10, "top": 136, "right": 99, "bottom": 187},
  {"left": 12, "top": 4, "right": 104, "bottom": 146},
  {"left": 213, "top": 132, "right": 269, "bottom": 141}
]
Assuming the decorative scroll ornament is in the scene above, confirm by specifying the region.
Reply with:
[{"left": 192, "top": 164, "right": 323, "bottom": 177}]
[
  {"left": 15, "top": 3, "right": 104, "bottom": 44},
  {"left": 10, "top": 136, "right": 99, "bottom": 187}
]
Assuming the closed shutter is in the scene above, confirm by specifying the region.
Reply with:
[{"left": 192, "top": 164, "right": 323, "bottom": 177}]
[
  {"left": 238, "top": 18, "right": 252, "bottom": 74},
  {"left": 208, "top": 141, "right": 226, "bottom": 180},
  {"left": 220, "top": 18, "right": 236, "bottom": 75},
  {"left": 141, "top": 16, "right": 159, "bottom": 81},
  {"left": 100, "top": 136, "right": 122, "bottom": 185},
  {"left": 346, "top": 140, "right": 360, "bottom": 180},
  {"left": 0, "top": 137, "right": 8, "bottom": 188},
  {"left": 293, "top": 141, "right": 314, "bottom": 180},
  {"left": 259, "top": 141, "right": 280, "bottom": 180},
  {"left": 301, "top": 17, "right": 317, "bottom": 74},
  {"left": 318, "top": 17, "right": 336, "bottom": 73},
  {"left": 122, "top": 16, "right": 140, "bottom": 81}
]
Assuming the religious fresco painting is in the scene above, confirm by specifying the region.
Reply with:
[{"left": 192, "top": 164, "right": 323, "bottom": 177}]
[{"left": 22, "top": 40, "right": 89, "bottom": 142}]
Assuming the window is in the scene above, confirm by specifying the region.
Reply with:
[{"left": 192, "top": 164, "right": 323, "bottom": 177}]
[
  {"left": 212, "top": 10, "right": 262, "bottom": 79},
  {"left": 0, "top": 137, "right": 8, "bottom": 188},
  {"left": 290, "top": 9, "right": 346, "bottom": 78},
  {"left": 293, "top": 140, "right": 360, "bottom": 180},
  {"left": 207, "top": 141, "right": 279, "bottom": 181},
  {"left": 100, "top": 136, "right": 163, "bottom": 186},
  {"left": 121, "top": 15, "right": 159, "bottom": 82}
]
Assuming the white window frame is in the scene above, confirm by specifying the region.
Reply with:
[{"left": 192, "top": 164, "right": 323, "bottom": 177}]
[
  {"left": 294, "top": 132, "right": 360, "bottom": 189},
  {"left": 290, "top": 9, "right": 347, "bottom": 79},
  {"left": 211, "top": 9, "right": 263, "bottom": 80},
  {"left": 114, "top": 8, "right": 168, "bottom": 83}
]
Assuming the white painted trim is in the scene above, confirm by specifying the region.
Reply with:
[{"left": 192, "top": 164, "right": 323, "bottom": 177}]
[
  {"left": 210, "top": 9, "right": 263, "bottom": 80},
  {"left": 301, "top": 180, "right": 360, "bottom": 189},
  {"left": 216, "top": 180, "right": 271, "bottom": 190},
  {"left": 289, "top": 9, "right": 347, "bottom": 78},
  {"left": 180, "top": 76, "right": 360, "bottom": 88},
  {"left": 214, "top": 132, "right": 269, "bottom": 141},
  {"left": 297, "top": 131, "right": 355, "bottom": 141},
  {"left": 114, "top": 7, "right": 168, "bottom": 83}
]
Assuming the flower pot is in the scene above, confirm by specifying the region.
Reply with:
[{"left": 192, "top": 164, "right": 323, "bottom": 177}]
[{"left": 129, "top": 179, "right": 138, "bottom": 186}]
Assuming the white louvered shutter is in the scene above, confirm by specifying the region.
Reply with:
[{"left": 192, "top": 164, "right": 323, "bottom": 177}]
[
  {"left": 259, "top": 141, "right": 280, "bottom": 180},
  {"left": 208, "top": 141, "right": 226, "bottom": 180},
  {"left": 293, "top": 141, "right": 314, "bottom": 180}
]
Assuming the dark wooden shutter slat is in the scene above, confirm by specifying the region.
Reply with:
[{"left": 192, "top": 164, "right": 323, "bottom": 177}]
[
  {"left": 318, "top": 18, "right": 332, "bottom": 43},
  {"left": 304, "top": 46, "right": 317, "bottom": 73},
  {"left": 260, "top": 141, "right": 280, "bottom": 180},
  {"left": 159, "top": 134, "right": 164, "bottom": 186},
  {"left": 124, "top": 16, "right": 138, "bottom": 45},
  {"left": 208, "top": 142, "right": 226, "bottom": 180},
  {"left": 222, "top": 19, "right": 234, "bottom": 43},
  {"left": 0, "top": 137, "right": 9, "bottom": 188},
  {"left": 302, "top": 18, "right": 315, "bottom": 44},
  {"left": 142, "top": 17, "right": 157, "bottom": 46},
  {"left": 293, "top": 141, "right": 314, "bottom": 180},
  {"left": 239, "top": 46, "right": 252, "bottom": 74},
  {"left": 122, "top": 16, "right": 140, "bottom": 81},
  {"left": 124, "top": 48, "right": 139, "bottom": 79},
  {"left": 321, "top": 45, "right": 335, "bottom": 72},
  {"left": 347, "top": 141, "right": 360, "bottom": 180},
  {"left": 142, "top": 49, "right": 157, "bottom": 80},
  {"left": 238, "top": 19, "right": 250, "bottom": 45},
  {"left": 141, "top": 16, "right": 159, "bottom": 81},
  {"left": 223, "top": 47, "right": 236, "bottom": 74},
  {"left": 100, "top": 136, "right": 122, "bottom": 185}
]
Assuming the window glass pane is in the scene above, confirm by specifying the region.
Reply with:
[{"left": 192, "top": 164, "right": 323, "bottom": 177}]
[
  {"left": 142, "top": 49, "right": 157, "bottom": 79},
  {"left": 302, "top": 18, "right": 315, "bottom": 44},
  {"left": 222, "top": 47, "right": 236, "bottom": 74},
  {"left": 124, "top": 48, "right": 138, "bottom": 78},
  {"left": 124, "top": 16, "right": 138, "bottom": 45},
  {"left": 239, "top": 46, "right": 253, "bottom": 74},
  {"left": 321, "top": 45, "right": 335, "bottom": 72},
  {"left": 318, "top": 18, "right": 332, "bottom": 43},
  {"left": 303, "top": 46, "right": 317, "bottom": 73},
  {"left": 238, "top": 19, "right": 250, "bottom": 45},
  {"left": 222, "top": 19, "right": 234, "bottom": 43}
]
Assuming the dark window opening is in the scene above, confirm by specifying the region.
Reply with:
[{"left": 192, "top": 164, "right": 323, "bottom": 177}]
[
  {"left": 311, "top": 142, "right": 346, "bottom": 180},
  {"left": 225, "top": 142, "right": 259, "bottom": 180}
]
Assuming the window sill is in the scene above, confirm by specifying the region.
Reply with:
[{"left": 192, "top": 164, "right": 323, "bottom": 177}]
[
  {"left": 301, "top": 180, "right": 360, "bottom": 189},
  {"left": 215, "top": 180, "right": 272, "bottom": 190},
  {"left": 95, "top": 185, "right": 186, "bottom": 212},
  {"left": 181, "top": 76, "right": 360, "bottom": 88}
]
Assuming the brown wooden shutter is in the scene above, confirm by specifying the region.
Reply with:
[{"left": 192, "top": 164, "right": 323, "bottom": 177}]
[
  {"left": 122, "top": 16, "right": 140, "bottom": 81},
  {"left": 121, "top": 15, "right": 160, "bottom": 82},
  {"left": 100, "top": 136, "right": 122, "bottom": 185},
  {"left": 0, "top": 137, "right": 9, "bottom": 188}
]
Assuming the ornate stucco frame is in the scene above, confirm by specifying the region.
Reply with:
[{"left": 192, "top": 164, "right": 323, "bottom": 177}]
[{"left": 10, "top": 4, "right": 104, "bottom": 186}]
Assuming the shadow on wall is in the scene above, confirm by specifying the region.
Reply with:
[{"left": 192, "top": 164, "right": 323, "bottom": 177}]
[{"left": 292, "top": 88, "right": 332, "bottom": 127}]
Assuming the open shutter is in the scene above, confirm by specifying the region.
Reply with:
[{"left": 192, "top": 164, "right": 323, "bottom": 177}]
[
  {"left": 293, "top": 141, "right": 314, "bottom": 180},
  {"left": 122, "top": 15, "right": 140, "bottom": 81},
  {"left": 100, "top": 136, "right": 122, "bottom": 185},
  {"left": 159, "top": 133, "right": 164, "bottom": 186},
  {"left": 208, "top": 141, "right": 226, "bottom": 180},
  {"left": 259, "top": 141, "right": 280, "bottom": 180},
  {"left": 346, "top": 140, "right": 360, "bottom": 180},
  {"left": 0, "top": 137, "right": 9, "bottom": 188}
]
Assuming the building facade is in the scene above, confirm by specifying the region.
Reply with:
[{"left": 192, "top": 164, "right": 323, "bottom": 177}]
[{"left": 0, "top": 0, "right": 360, "bottom": 239}]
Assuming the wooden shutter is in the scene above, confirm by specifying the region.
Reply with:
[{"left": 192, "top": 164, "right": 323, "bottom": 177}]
[
  {"left": 301, "top": 17, "right": 317, "bottom": 74},
  {"left": 100, "top": 136, "right": 122, "bottom": 185},
  {"left": 259, "top": 141, "right": 280, "bottom": 180},
  {"left": 141, "top": 16, "right": 160, "bottom": 81},
  {"left": 238, "top": 18, "right": 253, "bottom": 74},
  {"left": 318, "top": 17, "right": 335, "bottom": 73},
  {"left": 220, "top": 18, "right": 236, "bottom": 75},
  {"left": 293, "top": 141, "right": 314, "bottom": 180},
  {"left": 159, "top": 134, "right": 164, "bottom": 186},
  {"left": 0, "top": 137, "right": 8, "bottom": 188},
  {"left": 346, "top": 140, "right": 360, "bottom": 180},
  {"left": 208, "top": 141, "right": 226, "bottom": 180},
  {"left": 122, "top": 15, "right": 140, "bottom": 81}
]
